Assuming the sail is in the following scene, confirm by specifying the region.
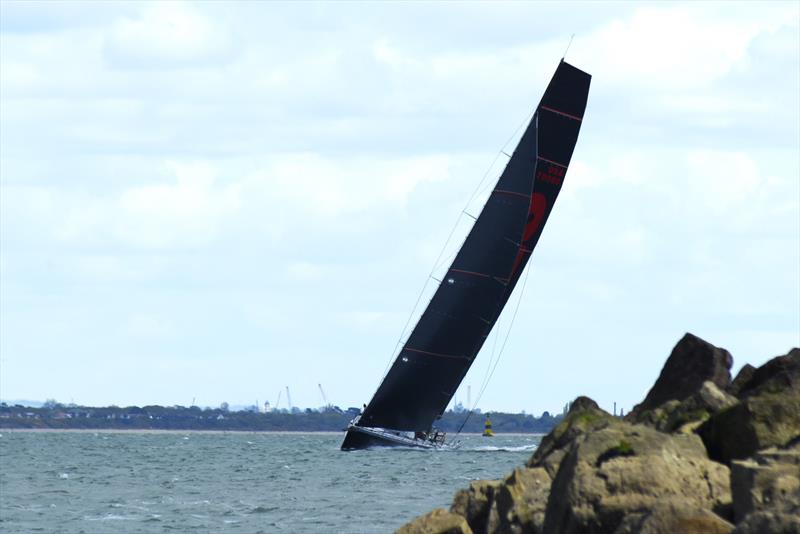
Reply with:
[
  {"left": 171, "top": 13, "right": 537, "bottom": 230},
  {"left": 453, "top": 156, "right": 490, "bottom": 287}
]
[{"left": 358, "top": 61, "right": 591, "bottom": 432}]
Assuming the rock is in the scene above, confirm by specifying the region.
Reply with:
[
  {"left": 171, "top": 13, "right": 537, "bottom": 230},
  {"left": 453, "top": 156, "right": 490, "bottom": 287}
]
[
  {"left": 696, "top": 380, "right": 740, "bottom": 412},
  {"left": 731, "top": 511, "right": 800, "bottom": 534},
  {"left": 486, "top": 467, "right": 551, "bottom": 534},
  {"left": 527, "top": 396, "right": 614, "bottom": 478},
  {"left": 729, "top": 364, "right": 756, "bottom": 397},
  {"left": 734, "top": 348, "right": 799, "bottom": 399},
  {"left": 451, "top": 480, "right": 502, "bottom": 534},
  {"left": 403, "top": 338, "right": 799, "bottom": 534},
  {"left": 699, "top": 391, "right": 800, "bottom": 464},
  {"left": 396, "top": 508, "right": 473, "bottom": 534},
  {"left": 629, "top": 399, "right": 681, "bottom": 430},
  {"left": 628, "top": 333, "right": 733, "bottom": 420},
  {"left": 636, "top": 381, "right": 740, "bottom": 433},
  {"left": 569, "top": 396, "right": 600, "bottom": 412},
  {"left": 541, "top": 421, "right": 731, "bottom": 534},
  {"left": 670, "top": 381, "right": 739, "bottom": 432},
  {"left": 613, "top": 500, "right": 734, "bottom": 534},
  {"left": 730, "top": 443, "right": 800, "bottom": 523},
  {"left": 698, "top": 349, "right": 800, "bottom": 464}
]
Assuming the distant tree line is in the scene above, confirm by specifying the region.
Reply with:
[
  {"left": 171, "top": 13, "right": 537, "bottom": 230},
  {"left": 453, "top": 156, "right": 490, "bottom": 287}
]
[{"left": 0, "top": 402, "right": 562, "bottom": 433}]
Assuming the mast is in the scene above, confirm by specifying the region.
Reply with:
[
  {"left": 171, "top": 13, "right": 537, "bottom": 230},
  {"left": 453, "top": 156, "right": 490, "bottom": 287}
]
[{"left": 355, "top": 61, "right": 591, "bottom": 433}]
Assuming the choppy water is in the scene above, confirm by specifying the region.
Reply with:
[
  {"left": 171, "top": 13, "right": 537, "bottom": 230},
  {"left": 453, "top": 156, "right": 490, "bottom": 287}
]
[{"left": 0, "top": 431, "right": 541, "bottom": 533}]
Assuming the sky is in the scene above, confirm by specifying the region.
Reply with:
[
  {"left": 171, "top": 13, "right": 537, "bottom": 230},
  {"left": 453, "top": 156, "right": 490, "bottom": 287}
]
[{"left": 1, "top": 1, "right": 798, "bottom": 415}]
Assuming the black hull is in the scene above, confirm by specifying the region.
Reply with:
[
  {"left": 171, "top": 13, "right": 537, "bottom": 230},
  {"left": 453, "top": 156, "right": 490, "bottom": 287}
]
[
  {"left": 340, "top": 426, "right": 439, "bottom": 450},
  {"left": 341, "top": 428, "right": 398, "bottom": 450}
]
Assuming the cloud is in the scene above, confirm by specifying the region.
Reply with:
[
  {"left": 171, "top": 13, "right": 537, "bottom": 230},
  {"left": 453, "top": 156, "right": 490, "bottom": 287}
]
[
  {"left": 286, "top": 261, "right": 324, "bottom": 282},
  {"left": 686, "top": 150, "right": 761, "bottom": 215},
  {"left": 103, "top": 1, "right": 236, "bottom": 68},
  {"left": 2, "top": 161, "right": 242, "bottom": 250},
  {"left": 0, "top": 1, "right": 138, "bottom": 34},
  {"left": 114, "top": 161, "right": 241, "bottom": 246}
]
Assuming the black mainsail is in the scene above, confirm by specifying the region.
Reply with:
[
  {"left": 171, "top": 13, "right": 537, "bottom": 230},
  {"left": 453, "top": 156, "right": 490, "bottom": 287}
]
[{"left": 342, "top": 60, "right": 591, "bottom": 450}]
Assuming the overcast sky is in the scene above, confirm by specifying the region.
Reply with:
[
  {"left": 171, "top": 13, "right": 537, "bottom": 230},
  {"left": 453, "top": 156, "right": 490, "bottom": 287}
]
[{"left": 1, "top": 1, "right": 798, "bottom": 415}]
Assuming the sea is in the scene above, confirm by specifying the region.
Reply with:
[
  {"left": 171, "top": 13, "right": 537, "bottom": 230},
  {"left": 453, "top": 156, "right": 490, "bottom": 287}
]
[{"left": 0, "top": 431, "right": 542, "bottom": 533}]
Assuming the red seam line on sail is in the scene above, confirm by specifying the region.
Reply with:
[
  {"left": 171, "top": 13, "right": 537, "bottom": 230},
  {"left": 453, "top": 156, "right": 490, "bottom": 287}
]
[
  {"left": 537, "top": 155, "right": 568, "bottom": 169},
  {"left": 405, "top": 348, "right": 469, "bottom": 360},
  {"left": 540, "top": 105, "right": 583, "bottom": 122},
  {"left": 493, "top": 189, "right": 530, "bottom": 199},
  {"left": 450, "top": 268, "right": 490, "bottom": 278},
  {"left": 519, "top": 247, "right": 532, "bottom": 253}
]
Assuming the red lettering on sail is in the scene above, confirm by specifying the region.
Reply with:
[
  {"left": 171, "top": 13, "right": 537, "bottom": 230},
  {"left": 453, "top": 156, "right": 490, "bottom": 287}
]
[{"left": 536, "top": 165, "right": 564, "bottom": 185}]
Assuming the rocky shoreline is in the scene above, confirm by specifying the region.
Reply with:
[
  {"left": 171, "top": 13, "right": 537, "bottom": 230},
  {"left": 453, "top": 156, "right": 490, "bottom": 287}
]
[{"left": 398, "top": 333, "right": 800, "bottom": 534}]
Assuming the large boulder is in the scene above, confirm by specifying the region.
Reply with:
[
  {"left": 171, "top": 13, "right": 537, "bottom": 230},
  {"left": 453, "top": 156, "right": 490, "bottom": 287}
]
[
  {"left": 730, "top": 443, "right": 800, "bottom": 523},
  {"left": 613, "top": 500, "right": 734, "bottom": 534},
  {"left": 541, "top": 421, "right": 731, "bottom": 534},
  {"left": 628, "top": 333, "right": 733, "bottom": 420},
  {"left": 396, "top": 508, "right": 473, "bottom": 534},
  {"left": 486, "top": 467, "right": 551, "bottom": 534},
  {"left": 633, "top": 381, "right": 739, "bottom": 433},
  {"left": 446, "top": 398, "right": 610, "bottom": 534},
  {"left": 527, "top": 396, "right": 614, "bottom": 478},
  {"left": 729, "top": 364, "right": 756, "bottom": 397},
  {"left": 451, "top": 480, "right": 502, "bottom": 534},
  {"left": 731, "top": 511, "right": 800, "bottom": 534},
  {"left": 698, "top": 349, "right": 800, "bottom": 464},
  {"left": 733, "top": 348, "right": 799, "bottom": 399}
]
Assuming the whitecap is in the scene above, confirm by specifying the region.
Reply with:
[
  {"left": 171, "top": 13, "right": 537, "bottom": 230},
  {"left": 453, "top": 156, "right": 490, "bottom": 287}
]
[
  {"left": 467, "top": 444, "right": 538, "bottom": 452},
  {"left": 84, "top": 513, "right": 136, "bottom": 521}
]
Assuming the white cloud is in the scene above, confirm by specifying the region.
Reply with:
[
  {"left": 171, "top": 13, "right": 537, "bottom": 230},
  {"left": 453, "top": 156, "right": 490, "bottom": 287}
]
[
  {"left": 286, "top": 261, "right": 324, "bottom": 282},
  {"left": 104, "top": 1, "right": 235, "bottom": 68},
  {"left": 247, "top": 153, "right": 453, "bottom": 221},
  {"left": 338, "top": 310, "right": 387, "bottom": 328},
  {"left": 64, "top": 254, "right": 169, "bottom": 283},
  {"left": 686, "top": 150, "right": 762, "bottom": 216},
  {"left": 1, "top": 161, "right": 242, "bottom": 250},
  {"left": 574, "top": 5, "right": 779, "bottom": 90},
  {"left": 115, "top": 161, "right": 241, "bottom": 247},
  {"left": 125, "top": 312, "right": 173, "bottom": 337}
]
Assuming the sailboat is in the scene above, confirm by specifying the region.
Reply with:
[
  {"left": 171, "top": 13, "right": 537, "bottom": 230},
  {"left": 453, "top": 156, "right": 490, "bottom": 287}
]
[{"left": 341, "top": 60, "right": 591, "bottom": 450}]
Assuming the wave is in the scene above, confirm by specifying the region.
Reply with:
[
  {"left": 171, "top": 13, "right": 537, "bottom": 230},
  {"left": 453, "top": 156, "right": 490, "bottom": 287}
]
[{"left": 463, "top": 444, "right": 539, "bottom": 452}]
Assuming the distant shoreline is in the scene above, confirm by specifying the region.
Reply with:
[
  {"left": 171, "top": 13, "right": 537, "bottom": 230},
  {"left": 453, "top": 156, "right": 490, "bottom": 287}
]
[
  {"left": 0, "top": 428, "right": 545, "bottom": 436},
  {"left": 0, "top": 428, "right": 344, "bottom": 434},
  {"left": 1, "top": 404, "right": 562, "bottom": 434}
]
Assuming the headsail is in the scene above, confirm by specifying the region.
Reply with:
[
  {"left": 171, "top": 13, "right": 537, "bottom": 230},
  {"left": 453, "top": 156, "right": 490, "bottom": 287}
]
[{"left": 355, "top": 61, "right": 591, "bottom": 433}]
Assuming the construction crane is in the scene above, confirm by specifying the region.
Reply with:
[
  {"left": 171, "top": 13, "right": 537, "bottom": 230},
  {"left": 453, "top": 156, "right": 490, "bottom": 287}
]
[
  {"left": 318, "top": 384, "right": 330, "bottom": 410},
  {"left": 286, "top": 386, "right": 293, "bottom": 412},
  {"left": 275, "top": 390, "right": 282, "bottom": 410}
]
